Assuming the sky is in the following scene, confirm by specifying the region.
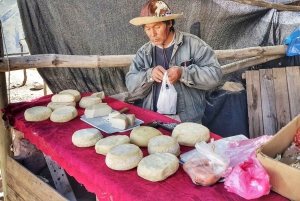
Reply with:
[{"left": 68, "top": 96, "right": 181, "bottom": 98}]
[{"left": 0, "top": 0, "right": 29, "bottom": 55}]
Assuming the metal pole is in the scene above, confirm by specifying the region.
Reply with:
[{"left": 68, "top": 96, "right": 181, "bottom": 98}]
[{"left": 0, "top": 20, "right": 12, "bottom": 201}]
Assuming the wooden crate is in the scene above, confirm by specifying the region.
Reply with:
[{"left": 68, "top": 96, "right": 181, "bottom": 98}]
[
  {"left": 246, "top": 66, "right": 300, "bottom": 138},
  {"left": 5, "top": 156, "right": 67, "bottom": 201}
]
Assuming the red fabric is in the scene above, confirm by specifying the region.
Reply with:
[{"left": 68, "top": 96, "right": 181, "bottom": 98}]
[{"left": 3, "top": 93, "right": 288, "bottom": 201}]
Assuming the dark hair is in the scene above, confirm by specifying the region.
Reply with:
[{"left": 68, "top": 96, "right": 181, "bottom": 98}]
[{"left": 164, "top": 19, "right": 175, "bottom": 32}]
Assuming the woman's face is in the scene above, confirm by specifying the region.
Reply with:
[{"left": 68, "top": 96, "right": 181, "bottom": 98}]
[{"left": 144, "top": 21, "right": 173, "bottom": 47}]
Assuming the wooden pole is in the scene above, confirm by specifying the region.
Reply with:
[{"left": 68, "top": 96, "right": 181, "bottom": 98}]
[
  {"left": 0, "top": 20, "right": 11, "bottom": 201},
  {"left": 221, "top": 54, "right": 285, "bottom": 74},
  {"left": 215, "top": 45, "right": 287, "bottom": 60},
  {"left": 0, "top": 45, "right": 288, "bottom": 72},
  {"left": 230, "top": 0, "right": 300, "bottom": 11}
]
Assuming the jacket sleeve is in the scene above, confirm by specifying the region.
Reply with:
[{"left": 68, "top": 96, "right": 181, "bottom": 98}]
[
  {"left": 180, "top": 40, "right": 223, "bottom": 91},
  {"left": 125, "top": 49, "right": 154, "bottom": 95}
]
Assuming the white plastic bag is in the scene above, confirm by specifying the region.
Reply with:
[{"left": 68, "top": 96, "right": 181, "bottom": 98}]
[
  {"left": 157, "top": 72, "right": 177, "bottom": 114},
  {"left": 183, "top": 141, "right": 230, "bottom": 186}
]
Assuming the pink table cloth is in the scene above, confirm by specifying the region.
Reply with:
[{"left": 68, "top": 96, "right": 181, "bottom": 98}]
[{"left": 3, "top": 93, "right": 288, "bottom": 201}]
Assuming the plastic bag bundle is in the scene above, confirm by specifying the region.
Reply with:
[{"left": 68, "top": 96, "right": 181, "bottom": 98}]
[
  {"left": 183, "top": 141, "right": 230, "bottom": 186},
  {"left": 285, "top": 26, "right": 300, "bottom": 56},
  {"left": 157, "top": 72, "right": 177, "bottom": 114},
  {"left": 224, "top": 152, "right": 271, "bottom": 200}
]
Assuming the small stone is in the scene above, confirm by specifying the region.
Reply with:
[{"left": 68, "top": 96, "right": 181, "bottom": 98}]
[{"left": 32, "top": 82, "right": 44, "bottom": 90}]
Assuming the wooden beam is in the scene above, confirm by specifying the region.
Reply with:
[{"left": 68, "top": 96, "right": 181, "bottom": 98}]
[
  {"left": 260, "top": 69, "right": 277, "bottom": 135},
  {"left": 286, "top": 67, "right": 300, "bottom": 119},
  {"left": 273, "top": 68, "right": 291, "bottom": 130},
  {"left": 7, "top": 156, "right": 68, "bottom": 201},
  {"left": 0, "top": 45, "right": 288, "bottom": 72},
  {"left": 215, "top": 45, "right": 287, "bottom": 60},
  {"left": 246, "top": 70, "right": 264, "bottom": 138},
  {"left": 0, "top": 20, "right": 11, "bottom": 201},
  {"left": 221, "top": 54, "right": 285, "bottom": 75},
  {"left": 230, "top": 0, "right": 300, "bottom": 11}
]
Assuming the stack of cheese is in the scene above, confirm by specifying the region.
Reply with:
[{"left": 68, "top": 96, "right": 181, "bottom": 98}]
[
  {"left": 24, "top": 89, "right": 81, "bottom": 122},
  {"left": 108, "top": 111, "right": 136, "bottom": 130},
  {"left": 47, "top": 89, "right": 80, "bottom": 111},
  {"left": 79, "top": 91, "right": 105, "bottom": 109},
  {"left": 48, "top": 90, "right": 80, "bottom": 123}
]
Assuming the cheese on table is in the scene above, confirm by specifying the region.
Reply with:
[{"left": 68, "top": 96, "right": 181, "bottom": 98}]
[
  {"left": 91, "top": 91, "right": 105, "bottom": 99},
  {"left": 110, "top": 114, "right": 128, "bottom": 130},
  {"left": 50, "top": 106, "right": 78, "bottom": 123},
  {"left": 72, "top": 128, "right": 103, "bottom": 147},
  {"left": 84, "top": 103, "right": 112, "bottom": 118},
  {"left": 172, "top": 122, "right": 210, "bottom": 146},
  {"left": 130, "top": 126, "right": 162, "bottom": 147},
  {"left": 47, "top": 101, "right": 76, "bottom": 111},
  {"left": 148, "top": 135, "right": 180, "bottom": 156},
  {"left": 24, "top": 106, "right": 52, "bottom": 122},
  {"left": 125, "top": 114, "right": 136, "bottom": 126},
  {"left": 51, "top": 93, "right": 75, "bottom": 102},
  {"left": 105, "top": 144, "right": 143, "bottom": 170},
  {"left": 95, "top": 135, "right": 130, "bottom": 155},
  {"left": 59, "top": 89, "right": 81, "bottom": 102},
  {"left": 137, "top": 153, "right": 179, "bottom": 182},
  {"left": 108, "top": 111, "right": 120, "bottom": 122},
  {"left": 79, "top": 96, "right": 102, "bottom": 108}
]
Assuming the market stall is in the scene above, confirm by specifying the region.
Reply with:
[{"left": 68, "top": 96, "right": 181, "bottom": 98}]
[{"left": 2, "top": 93, "right": 288, "bottom": 201}]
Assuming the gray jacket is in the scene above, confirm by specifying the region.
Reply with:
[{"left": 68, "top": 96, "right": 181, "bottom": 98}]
[{"left": 125, "top": 29, "right": 222, "bottom": 123}]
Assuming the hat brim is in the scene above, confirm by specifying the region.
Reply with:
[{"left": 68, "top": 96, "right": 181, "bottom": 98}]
[{"left": 129, "top": 14, "right": 183, "bottom": 26}]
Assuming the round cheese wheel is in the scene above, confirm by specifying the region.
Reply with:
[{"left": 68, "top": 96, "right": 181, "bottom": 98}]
[
  {"left": 24, "top": 106, "right": 52, "bottom": 122},
  {"left": 137, "top": 153, "right": 179, "bottom": 182},
  {"left": 72, "top": 128, "right": 103, "bottom": 147},
  {"left": 105, "top": 144, "right": 143, "bottom": 171},
  {"left": 47, "top": 101, "right": 76, "bottom": 111},
  {"left": 172, "top": 122, "right": 210, "bottom": 147},
  {"left": 95, "top": 135, "right": 130, "bottom": 155},
  {"left": 51, "top": 93, "right": 75, "bottom": 103},
  {"left": 130, "top": 126, "right": 162, "bottom": 147},
  {"left": 50, "top": 106, "right": 78, "bottom": 123},
  {"left": 148, "top": 135, "right": 180, "bottom": 156},
  {"left": 59, "top": 89, "right": 81, "bottom": 102},
  {"left": 79, "top": 96, "right": 102, "bottom": 108}
]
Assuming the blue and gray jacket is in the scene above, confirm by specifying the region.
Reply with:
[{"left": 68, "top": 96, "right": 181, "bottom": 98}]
[{"left": 125, "top": 29, "right": 223, "bottom": 123}]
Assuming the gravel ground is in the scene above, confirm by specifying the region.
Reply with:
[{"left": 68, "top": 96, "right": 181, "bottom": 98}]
[{"left": 5, "top": 69, "right": 52, "bottom": 103}]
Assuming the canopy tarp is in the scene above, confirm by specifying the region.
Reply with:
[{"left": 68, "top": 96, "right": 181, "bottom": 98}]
[
  {"left": 17, "top": 0, "right": 300, "bottom": 94},
  {"left": 16, "top": 0, "right": 300, "bottom": 138}
]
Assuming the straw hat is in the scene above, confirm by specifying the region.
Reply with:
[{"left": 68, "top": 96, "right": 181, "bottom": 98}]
[{"left": 130, "top": 0, "right": 183, "bottom": 26}]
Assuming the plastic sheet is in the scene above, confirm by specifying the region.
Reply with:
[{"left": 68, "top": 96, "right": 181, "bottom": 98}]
[
  {"left": 284, "top": 26, "right": 300, "bottom": 45},
  {"left": 224, "top": 152, "right": 271, "bottom": 200},
  {"left": 286, "top": 36, "right": 300, "bottom": 56}
]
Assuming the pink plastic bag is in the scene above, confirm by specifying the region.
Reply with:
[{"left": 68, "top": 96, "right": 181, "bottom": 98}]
[
  {"left": 224, "top": 135, "right": 272, "bottom": 167},
  {"left": 224, "top": 152, "right": 271, "bottom": 200}
]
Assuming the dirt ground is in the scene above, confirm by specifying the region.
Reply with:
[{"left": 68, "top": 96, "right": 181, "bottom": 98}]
[{"left": 5, "top": 69, "right": 53, "bottom": 103}]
